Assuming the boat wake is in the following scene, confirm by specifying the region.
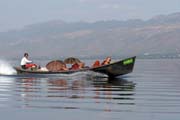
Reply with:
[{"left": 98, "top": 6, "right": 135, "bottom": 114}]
[
  {"left": 0, "top": 70, "right": 107, "bottom": 79},
  {"left": 0, "top": 60, "right": 17, "bottom": 75},
  {"left": 39, "top": 71, "right": 107, "bottom": 79}
]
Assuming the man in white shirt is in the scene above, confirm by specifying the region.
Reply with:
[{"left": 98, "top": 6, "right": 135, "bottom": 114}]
[{"left": 21, "top": 53, "right": 37, "bottom": 69}]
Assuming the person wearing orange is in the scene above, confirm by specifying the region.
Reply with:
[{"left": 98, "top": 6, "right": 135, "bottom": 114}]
[
  {"left": 92, "top": 60, "right": 100, "bottom": 67},
  {"left": 92, "top": 57, "right": 111, "bottom": 68},
  {"left": 101, "top": 57, "right": 111, "bottom": 65},
  {"left": 20, "top": 53, "right": 37, "bottom": 69}
]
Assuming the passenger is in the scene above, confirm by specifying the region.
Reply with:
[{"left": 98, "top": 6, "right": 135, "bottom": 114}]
[
  {"left": 20, "top": 53, "right": 37, "bottom": 69},
  {"left": 101, "top": 57, "right": 111, "bottom": 65},
  {"left": 92, "top": 60, "right": 100, "bottom": 67},
  {"left": 70, "top": 63, "right": 79, "bottom": 70},
  {"left": 70, "top": 62, "right": 85, "bottom": 70}
]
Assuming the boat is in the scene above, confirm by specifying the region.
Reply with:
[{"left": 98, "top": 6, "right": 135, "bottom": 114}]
[{"left": 14, "top": 56, "right": 136, "bottom": 78}]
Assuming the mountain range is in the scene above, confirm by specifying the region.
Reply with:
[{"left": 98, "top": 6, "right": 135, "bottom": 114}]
[{"left": 0, "top": 12, "right": 180, "bottom": 59}]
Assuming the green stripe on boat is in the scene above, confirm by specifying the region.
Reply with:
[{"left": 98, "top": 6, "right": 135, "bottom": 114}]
[{"left": 123, "top": 58, "right": 133, "bottom": 65}]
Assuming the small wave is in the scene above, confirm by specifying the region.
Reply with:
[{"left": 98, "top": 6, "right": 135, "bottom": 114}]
[
  {"left": 42, "top": 71, "right": 107, "bottom": 80},
  {"left": 0, "top": 60, "right": 17, "bottom": 75}
]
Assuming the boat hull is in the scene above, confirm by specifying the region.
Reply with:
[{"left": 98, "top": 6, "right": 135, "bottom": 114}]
[
  {"left": 14, "top": 56, "right": 136, "bottom": 78},
  {"left": 90, "top": 56, "right": 136, "bottom": 77}
]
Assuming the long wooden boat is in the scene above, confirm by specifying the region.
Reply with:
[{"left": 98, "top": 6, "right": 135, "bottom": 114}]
[{"left": 14, "top": 56, "right": 136, "bottom": 78}]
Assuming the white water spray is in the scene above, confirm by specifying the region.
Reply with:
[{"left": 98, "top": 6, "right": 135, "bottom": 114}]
[{"left": 0, "top": 60, "right": 17, "bottom": 75}]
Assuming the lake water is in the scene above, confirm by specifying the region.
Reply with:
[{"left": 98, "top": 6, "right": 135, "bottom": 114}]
[{"left": 0, "top": 59, "right": 180, "bottom": 120}]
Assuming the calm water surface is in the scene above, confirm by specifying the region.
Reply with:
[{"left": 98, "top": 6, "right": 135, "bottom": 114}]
[{"left": 0, "top": 59, "right": 180, "bottom": 120}]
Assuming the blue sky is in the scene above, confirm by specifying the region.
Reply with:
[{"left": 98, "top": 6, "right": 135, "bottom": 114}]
[{"left": 0, "top": 0, "right": 180, "bottom": 31}]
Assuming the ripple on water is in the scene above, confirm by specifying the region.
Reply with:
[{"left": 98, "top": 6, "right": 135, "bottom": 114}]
[{"left": 0, "top": 59, "right": 180, "bottom": 120}]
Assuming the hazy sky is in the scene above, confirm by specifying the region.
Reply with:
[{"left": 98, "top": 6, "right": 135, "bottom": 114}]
[{"left": 0, "top": 0, "right": 180, "bottom": 31}]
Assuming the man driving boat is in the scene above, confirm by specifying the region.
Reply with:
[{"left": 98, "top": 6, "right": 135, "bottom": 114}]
[{"left": 21, "top": 53, "right": 37, "bottom": 69}]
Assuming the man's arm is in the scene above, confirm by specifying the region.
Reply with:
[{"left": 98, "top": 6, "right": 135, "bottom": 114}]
[{"left": 24, "top": 58, "right": 32, "bottom": 63}]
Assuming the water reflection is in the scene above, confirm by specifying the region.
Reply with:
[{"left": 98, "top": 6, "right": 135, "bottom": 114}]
[
  {"left": 1, "top": 59, "right": 180, "bottom": 120},
  {"left": 13, "top": 76, "right": 135, "bottom": 111},
  {"left": 0, "top": 77, "right": 14, "bottom": 107}
]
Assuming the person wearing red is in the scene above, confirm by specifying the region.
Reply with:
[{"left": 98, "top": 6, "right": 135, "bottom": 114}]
[
  {"left": 70, "top": 62, "right": 85, "bottom": 70},
  {"left": 20, "top": 53, "right": 37, "bottom": 69}
]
